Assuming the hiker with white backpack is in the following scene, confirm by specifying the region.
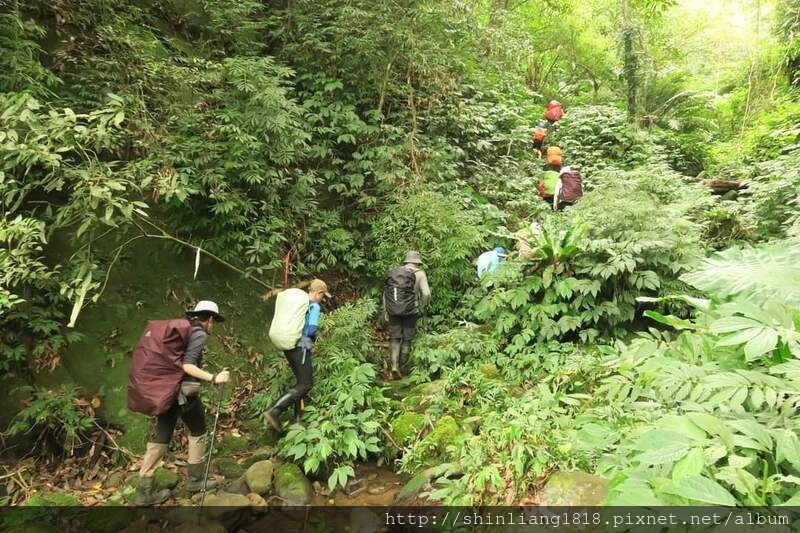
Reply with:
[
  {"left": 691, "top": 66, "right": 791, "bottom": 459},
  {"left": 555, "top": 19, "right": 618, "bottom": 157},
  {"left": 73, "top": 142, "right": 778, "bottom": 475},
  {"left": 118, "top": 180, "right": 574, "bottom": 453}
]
[
  {"left": 264, "top": 278, "right": 331, "bottom": 434},
  {"left": 126, "top": 300, "right": 230, "bottom": 505}
]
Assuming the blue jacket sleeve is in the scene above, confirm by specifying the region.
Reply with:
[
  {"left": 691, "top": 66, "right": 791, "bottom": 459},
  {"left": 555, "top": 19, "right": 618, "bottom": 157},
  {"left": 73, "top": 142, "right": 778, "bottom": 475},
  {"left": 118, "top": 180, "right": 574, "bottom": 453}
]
[{"left": 304, "top": 303, "right": 321, "bottom": 341}]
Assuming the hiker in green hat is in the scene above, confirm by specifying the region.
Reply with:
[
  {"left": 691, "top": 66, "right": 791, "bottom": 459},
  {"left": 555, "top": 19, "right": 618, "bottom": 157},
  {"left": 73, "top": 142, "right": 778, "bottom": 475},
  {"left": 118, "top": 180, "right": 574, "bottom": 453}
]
[
  {"left": 383, "top": 251, "right": 431, "bottom": 379},
  {"left": 131, "top": 300, "right": 230, "bottom": 506}
]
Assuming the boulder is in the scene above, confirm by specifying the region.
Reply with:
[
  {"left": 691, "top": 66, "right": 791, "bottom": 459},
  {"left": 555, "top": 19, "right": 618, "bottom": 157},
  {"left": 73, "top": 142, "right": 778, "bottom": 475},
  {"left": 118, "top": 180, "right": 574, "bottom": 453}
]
[
  {"left": 218, "top": 434, "right": 249, "bottom": 455},
  {"left": 226, "top": 475, "right": 250, "bottom": 495},
  {"left": 246, "top": 492, "right": 269, "bottom": 514},
  {"left": 201, "top": 491, "right": 252, "bottom": 530},
  {"left": 540, "top": 470, "right": 609, "bottom": 506},
  {"left": 244, "top": 460, "right": 274, "bottom": 495},
  {"left": 389, "top": 412, "right": 425, "bottom": 448},
  {"left": 215, "top": 457, "right": 244, "bottom": 479},
  {"left": 274, "top": 463, "right": 314, "bottom": 505},
  {"left": 418, "top": 415, "right": 462, "bottom": 464}
]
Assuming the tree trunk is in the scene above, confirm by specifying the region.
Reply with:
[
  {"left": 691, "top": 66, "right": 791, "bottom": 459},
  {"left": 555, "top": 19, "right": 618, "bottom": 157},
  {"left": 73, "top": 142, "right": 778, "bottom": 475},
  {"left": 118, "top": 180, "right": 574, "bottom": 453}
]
[{"left": 622, "top": 0, "right": 638, "bottom": 126}]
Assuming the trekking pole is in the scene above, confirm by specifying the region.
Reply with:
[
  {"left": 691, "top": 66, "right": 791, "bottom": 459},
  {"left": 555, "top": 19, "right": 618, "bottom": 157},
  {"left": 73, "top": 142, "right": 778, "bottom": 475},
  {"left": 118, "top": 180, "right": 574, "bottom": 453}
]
[{"left": 198, "top": 372, "right": 226, "bottom": 524}]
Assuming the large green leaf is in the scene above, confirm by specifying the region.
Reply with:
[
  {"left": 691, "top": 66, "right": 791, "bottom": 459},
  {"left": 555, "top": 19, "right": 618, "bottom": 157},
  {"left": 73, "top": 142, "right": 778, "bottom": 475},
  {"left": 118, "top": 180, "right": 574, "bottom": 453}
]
[
  {"left": 743, "top": 328, "right": 779, "bottom": 361},
  {"left": 672, "top": 448, "right": 705, "bottom": 480},
  {"left": 658, "top": 475, "right": 738, "bottom": 505},
  {"left": 643, "top": 310, "right": 699, "bottom": 330},
  {"left": 682, "top": 240, "right": 800, "bottom": 305}
]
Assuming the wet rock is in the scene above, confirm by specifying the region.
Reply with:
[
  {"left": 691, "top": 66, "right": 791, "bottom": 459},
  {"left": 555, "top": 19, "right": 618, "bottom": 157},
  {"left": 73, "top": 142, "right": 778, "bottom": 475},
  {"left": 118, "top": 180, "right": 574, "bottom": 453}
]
[
  {"left": 367, "top": 484, "right": 389, "bottom": 495},
  {"left": 202, "top": 491, "right": 252, "bottom": 530},
  {"left": 246, "top": 492, "right": 269, "bottom": 514},
  {"left": 84, "top": 506, "right": 134, "bottom": 532},
  {"left": 244, "top": 460, "right": 274, "bottom": 495},
  {"left": 541, "top": 470, "right": 609, "bottom": 506},
  {"left": 216, "top": 457, "right": 244, "bottom": 479},
  {"left": 226, "top": 475, "right": 250, "bottom": 495},
  {"left": 390, "top": 412, "right": 425, "bottom": 448},
  {"left": 274, "top": 463, "right": 314, "bottom": 505}
]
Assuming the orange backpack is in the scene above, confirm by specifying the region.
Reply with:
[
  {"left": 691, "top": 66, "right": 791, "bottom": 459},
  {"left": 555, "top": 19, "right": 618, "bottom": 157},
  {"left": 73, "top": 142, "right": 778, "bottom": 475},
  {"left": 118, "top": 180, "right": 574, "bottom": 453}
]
[
  {"left": 533, "top": 127, "right": 547, "bottom": 142},
  {"left": 546, "top": 147, "right": 563, "bottom": 166}
]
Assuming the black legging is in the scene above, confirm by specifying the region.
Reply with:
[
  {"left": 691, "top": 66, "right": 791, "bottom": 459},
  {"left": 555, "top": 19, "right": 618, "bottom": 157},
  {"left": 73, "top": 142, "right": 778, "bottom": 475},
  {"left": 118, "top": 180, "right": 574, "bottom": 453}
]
[
  {"left": 270, "top": 346, "right": 313, "bottom": 416},
  {"left": 152, "top": 395, "right": 206, "bottom": 444}
]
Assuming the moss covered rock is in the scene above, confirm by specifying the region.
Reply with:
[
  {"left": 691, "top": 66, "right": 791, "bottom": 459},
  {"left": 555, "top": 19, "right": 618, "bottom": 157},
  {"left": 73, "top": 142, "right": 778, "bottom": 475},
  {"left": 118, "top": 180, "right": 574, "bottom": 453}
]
[
  {"left": 154, "top": 467, "right": 179, "bottom": 491},
  {"left": 274, "top": 463, "right": 313, "bottom": 505},
  {"left": 218, "top": 434, "right": 249, "bottom": 455},
  {"left": 390, "top": 412, "right": 426, "bottom": 447},
  {"left": 215, "top": 458, "right": 244, "bottom": 479},
  {"left": 422, "top": 415, "right": 462, "bottom": 461},
  {"left": 23, "top": 492, "right": 81, "bottom": 506}
]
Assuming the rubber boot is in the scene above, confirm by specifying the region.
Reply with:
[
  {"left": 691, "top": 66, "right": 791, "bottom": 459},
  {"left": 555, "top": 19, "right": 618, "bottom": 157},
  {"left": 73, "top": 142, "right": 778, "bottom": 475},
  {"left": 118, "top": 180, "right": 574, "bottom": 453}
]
[
  {"left": 186, "top": 462, "right": 217, "bottom": 492},
  {"left": 131, "top": 442, "right": 170, "bottom": 505},
  {"left": 186, "top": 434, "right": 217, "bottom": 492},
  {"left": 400, "top": 342, "right": 412, "bottom": 373},
  {"left": 263, "top": 392, "right": 294, "bottom": 434},
  {"left": 389, "top": 340, "right": 402, "bottom": 379}
]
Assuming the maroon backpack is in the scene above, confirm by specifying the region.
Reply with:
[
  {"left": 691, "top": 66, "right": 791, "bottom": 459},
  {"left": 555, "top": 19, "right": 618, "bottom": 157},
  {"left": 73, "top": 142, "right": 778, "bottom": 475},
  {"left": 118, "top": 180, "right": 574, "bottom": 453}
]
[
  {"left": 559, "top": 170, "right": 583, "bottom": 204},
  {"left": 127, "top": 319, "right": 192, "bottom": 416}
]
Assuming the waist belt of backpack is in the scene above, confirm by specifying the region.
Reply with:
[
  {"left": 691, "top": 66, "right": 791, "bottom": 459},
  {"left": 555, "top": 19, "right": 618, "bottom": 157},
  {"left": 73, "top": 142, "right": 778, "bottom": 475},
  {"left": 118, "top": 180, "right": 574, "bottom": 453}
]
[{"left": 178, "top": 381, "right": 201, "bottom": 406}]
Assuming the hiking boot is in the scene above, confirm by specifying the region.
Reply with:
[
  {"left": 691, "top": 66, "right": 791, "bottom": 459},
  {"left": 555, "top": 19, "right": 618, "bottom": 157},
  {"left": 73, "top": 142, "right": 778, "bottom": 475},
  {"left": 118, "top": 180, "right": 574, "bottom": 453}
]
[
  {"left": 390, "top": 340, "right": 402, "bottom": 380},
  {"left": 263, "top": 409, "right": 283, "bottom": 433},
  {"left": 132, "top": 475, "right": 171, "bottom": 506},
  {"left": 186, "top": 462, "right": 217, "bottom": 493}
]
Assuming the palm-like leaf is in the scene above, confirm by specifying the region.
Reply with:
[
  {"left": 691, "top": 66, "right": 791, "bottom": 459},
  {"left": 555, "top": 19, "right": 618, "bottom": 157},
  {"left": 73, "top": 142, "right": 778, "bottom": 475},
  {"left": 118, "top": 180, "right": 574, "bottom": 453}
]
[{"left": 681, "top": 239, "right": 800, "bottom": 305}]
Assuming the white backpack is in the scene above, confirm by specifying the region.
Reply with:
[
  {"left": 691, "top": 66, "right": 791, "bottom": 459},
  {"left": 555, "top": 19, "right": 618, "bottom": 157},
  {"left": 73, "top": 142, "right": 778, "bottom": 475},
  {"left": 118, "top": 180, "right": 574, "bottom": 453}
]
[{"left": 268, "top": 288, "right": 309, "bottom": 350}]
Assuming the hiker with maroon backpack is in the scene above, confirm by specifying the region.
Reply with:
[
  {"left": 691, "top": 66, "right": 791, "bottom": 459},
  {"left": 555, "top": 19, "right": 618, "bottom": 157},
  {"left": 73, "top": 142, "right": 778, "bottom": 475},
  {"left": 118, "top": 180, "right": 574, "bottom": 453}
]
[
  {"left": 384, "top": 251, "right": 431, "bottom": 379},
  {"left": 555, "top": 166, "right": 584, "bottom": 210},
  {"left": 127, "top": 300, "right": 230, "bottom": 506}
]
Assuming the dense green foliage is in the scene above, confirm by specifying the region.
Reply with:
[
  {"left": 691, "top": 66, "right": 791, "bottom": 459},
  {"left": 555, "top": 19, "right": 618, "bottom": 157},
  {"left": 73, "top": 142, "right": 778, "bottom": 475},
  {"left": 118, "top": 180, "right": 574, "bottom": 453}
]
[{"left": 3, "top": 0, "right": 800, "bottom": 508}]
